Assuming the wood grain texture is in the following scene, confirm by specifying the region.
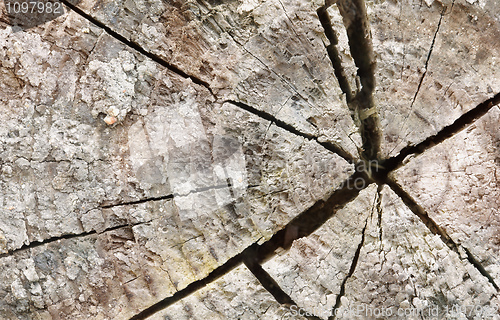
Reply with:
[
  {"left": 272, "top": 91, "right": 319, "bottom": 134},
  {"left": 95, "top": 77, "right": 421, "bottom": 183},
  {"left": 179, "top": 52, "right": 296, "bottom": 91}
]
[{"left": 0, "top": 0, "right": 499, "bottom": 319}]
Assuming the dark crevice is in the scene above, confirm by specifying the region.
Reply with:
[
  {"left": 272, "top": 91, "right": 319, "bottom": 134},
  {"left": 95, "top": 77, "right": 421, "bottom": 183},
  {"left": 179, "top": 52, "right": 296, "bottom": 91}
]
[
  {"left": 329, "top": 217, "right": 368, "bottom": 320},
  {"left": 124, "top": 276, "right": 140, "bottom": 285},
  {"left": 336, "top": 0, "right": 375, "bottom": 97},
  {"left": 128, "top": 243, "right": 253, "bottom": 320},
  {"left": 334, "top": 0, "right": 381, "bottom": 161},
  {"left": 380, "top": 91, "right": 500, "bottom": 173},
  {"left": 0, "top": 1, "right": 496, "bottom": 320},
  {"left": 0, "top": 220, "right": 150, "bottom": 259},
  {"left": 317, "top": 6, "right": 354, "bottom": 103},
  {"left": 19, "top": 0, "right": 497, "bottom": 317},
  {"left": 385, "top": 178, "right": 499, "bottom": 291},
  {"left": 100, "top": 183, "right": 231, "bottom": 208},
  {"left": 101, "top": 194, "right": 174, "bottom": 209},
  {"left": 243, "top": 257, "right": 322, "bottom": 320},
  {"left": 253, "top": 169, "right": 371, "bottom": 264},
  {"left": 225, "top": 100, "right": 355, "bottom": 164},
  {"left": 243, "top": 257, "right": 293, "bottom": 305},
  {"left": 278, "top": 0, "right": 301, "bottom": 40},
  {"left": 376, "top": 183, "right": 383, "bottom": 242},
  {"left": 127, "top": 171, "right": 368, "bottom": 319},
  {"left": 59, "top": 0, "right": 214, "bottom": 95},
  {"left": 463, "top": 247, "right": 499, "bottom": 291},
  {"left": 385, "top": 178, "right": 458, "bottom": 250},
  {"left": 415, "top": 8, "right": 444, "bottom": 103}
]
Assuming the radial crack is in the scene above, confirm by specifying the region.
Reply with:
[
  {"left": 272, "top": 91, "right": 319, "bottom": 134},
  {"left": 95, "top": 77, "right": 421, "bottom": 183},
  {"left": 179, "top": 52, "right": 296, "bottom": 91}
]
[
  {"left": 329, "top": 217, "right": 368, "bottom": 320},
  {"left": 391, "top": 6, "right": 447, "bottom": 155},
  {"left": 100, "top": 183, "right": 231, "bottom": 208},
  {"left": 385, "top": 178, "right": 500, "bottom": 292},
  {"left": 410, "top": 8, "right": 444, "bottom": 112},
  {"left": 127, "top": 243, "right": 253, "bottom": 320},
  {"left": 335, "top": 0, "right": 381, "bottom": 161},
  {"left": 127, "top": 171, "right": 370, "bottom": 319},
  {"left": 244, "top": 260, "right": 293, "bottom": 305},
  {"left": 462, "top": 247, "right": 499, "bottom": 291},
  {"left": 0, "top": 220, "right": 151, "bottom": 259},
  {"left": 59, "top": 0, "right": 214, "bottom": 95},
  {"left": 376, "top": 183, "right": 383, "bottom": 242},
  {"left": 243, "top": 256, "right": 322, "bottom": 320},
  {"left": 253, "top": 169, "right": 371, "bottom": 263},
  {"left": 225, "top": 99, "right": 355, "bottom": 163},
  {"left": 381, "top": 91, "right": 500, "bottom": 173},
  {"left": 386, "top": 179, "right": 458, "bottom": 250},
  {"left": 336, "top": 0, "right": 375, "bottom": 97},
  {"left": 317, "top": 5, "right": 354, "bottom": 104}
]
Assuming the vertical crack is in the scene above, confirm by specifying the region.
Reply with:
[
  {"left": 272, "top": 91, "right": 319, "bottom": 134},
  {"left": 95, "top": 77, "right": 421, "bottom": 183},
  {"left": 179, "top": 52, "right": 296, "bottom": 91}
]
[
  {"left": 376, "top": 184, "right": 383, "bottom": 243},
  {"left": 334, "top": 0, "right": 381, "bottom": 161},
  {"left": 329, "top": 217, "right": 368, "bottom": 320},
  {"left": 410, "top": 8, "right": 444, "bottom": 111},
  {"left": 317, "top": 5, "right": 354, "bottom": 103},
  {"left": 278, "top": 0, "right": 301, "bottom": 39},
  {"left": 336, "top": 0, "right": 375, "bottom": 99},
  {"left": 391, "top": 5, "right": 448, "bottom": 155}
]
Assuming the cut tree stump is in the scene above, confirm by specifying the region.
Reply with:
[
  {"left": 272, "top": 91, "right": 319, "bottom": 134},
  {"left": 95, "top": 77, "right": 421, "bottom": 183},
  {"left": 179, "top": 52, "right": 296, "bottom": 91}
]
[{"left": 0, "top": 0, "right": 499, "bottom": 319}]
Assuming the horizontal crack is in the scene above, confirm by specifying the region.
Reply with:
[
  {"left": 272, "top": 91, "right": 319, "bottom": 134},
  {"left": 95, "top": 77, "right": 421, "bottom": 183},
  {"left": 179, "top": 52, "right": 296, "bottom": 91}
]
[
  {"left": 385, "top": 178, "right": 500, "bottom": 292},
  {"left": 224, "top": 100, "right": 355, "bottom": 164},
  {"left": 382, "top": 92, "right": 500, "bottom": 173},
  {"left": 101, "top": 195, "right": 173, "bottom": 209},
  {"left": 100, "top": 183, "right": 231, "bottom": 208},
  {"left": 0, "top": 220, "right": 150, "bottom": 259},
  {"left": 60, "top": 0, "right": 214, "bottom": 95}
]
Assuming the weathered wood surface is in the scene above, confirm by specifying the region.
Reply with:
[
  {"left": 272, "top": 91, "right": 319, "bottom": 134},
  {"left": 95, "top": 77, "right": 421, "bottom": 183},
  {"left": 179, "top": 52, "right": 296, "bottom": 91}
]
[
  {"left": 146, "top": 264, "right": 305, "bottom": 320},
  {"left": 0, "top": 0, "right": 499, "bottom": 319}
]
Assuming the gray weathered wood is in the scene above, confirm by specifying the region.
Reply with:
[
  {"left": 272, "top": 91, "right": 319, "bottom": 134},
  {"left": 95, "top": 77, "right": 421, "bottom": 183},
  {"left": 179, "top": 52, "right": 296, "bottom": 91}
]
[{"left": 1, "top": 0, "right": 499, "bottom": 318}]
